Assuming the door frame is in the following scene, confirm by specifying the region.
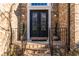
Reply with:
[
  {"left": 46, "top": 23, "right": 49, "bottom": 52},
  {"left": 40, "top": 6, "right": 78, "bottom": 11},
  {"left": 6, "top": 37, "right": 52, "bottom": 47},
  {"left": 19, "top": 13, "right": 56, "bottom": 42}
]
[
  {"left": 27, "top": 3, "right": 51, "bottom": 42},
  {"left": 30, "top": 10, "right": 48, "bottom": 38}
]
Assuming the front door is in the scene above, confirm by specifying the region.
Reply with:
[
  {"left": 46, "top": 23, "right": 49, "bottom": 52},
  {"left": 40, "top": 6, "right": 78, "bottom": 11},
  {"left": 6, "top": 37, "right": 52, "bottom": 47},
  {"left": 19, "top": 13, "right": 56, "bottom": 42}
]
[{"left": 30, "top": 10, "right": 48, "bottom": 40}]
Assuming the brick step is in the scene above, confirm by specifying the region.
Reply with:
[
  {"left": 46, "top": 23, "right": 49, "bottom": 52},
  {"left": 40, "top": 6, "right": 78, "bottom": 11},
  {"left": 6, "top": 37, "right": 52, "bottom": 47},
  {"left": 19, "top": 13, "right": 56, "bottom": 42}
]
[
  {"left": 26, "top": 44, "right": 49, "bottom": 49},
  {"left": 24, "top": 42, "right": 50, "bottom": 56},
  {"left": 26, "top": 41, "right": 49, "bottom": 48},
  {"left": 24, "top": 49, "right": 51, "bottom": 56},
  {"left": 24, "top": 47, "right": 50, "bottom": 56}
]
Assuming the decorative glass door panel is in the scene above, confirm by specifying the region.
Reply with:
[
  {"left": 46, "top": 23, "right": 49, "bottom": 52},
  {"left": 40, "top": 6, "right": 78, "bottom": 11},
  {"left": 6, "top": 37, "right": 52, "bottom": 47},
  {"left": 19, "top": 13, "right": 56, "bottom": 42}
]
[
  {"left": 40, "top": 12, "right": 48, "bottom": 37},
  {"left": 30, "top": 10, "right": 48, "bottom": 38},
  {"left": 41, "top": 12, "right": 46, "bottom": 31},
  {"left": 32, "top": 12, "right": 38, "bottom": 31},
  {"left": 30, "top": 11, "right": 39, "bottom": 37}
]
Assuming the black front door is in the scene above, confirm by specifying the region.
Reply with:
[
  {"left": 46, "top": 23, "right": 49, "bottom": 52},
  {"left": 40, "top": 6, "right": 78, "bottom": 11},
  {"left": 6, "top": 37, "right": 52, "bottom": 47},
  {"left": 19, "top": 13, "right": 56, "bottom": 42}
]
[{"left": 30, "top": 10, "right": 48, "bottom": 39}]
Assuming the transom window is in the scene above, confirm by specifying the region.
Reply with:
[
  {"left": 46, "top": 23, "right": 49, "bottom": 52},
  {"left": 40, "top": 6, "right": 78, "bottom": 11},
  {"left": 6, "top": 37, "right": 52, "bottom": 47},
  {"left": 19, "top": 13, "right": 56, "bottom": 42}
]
[{"left": 31, "top": 3, "right": 47, "bottom": 6}]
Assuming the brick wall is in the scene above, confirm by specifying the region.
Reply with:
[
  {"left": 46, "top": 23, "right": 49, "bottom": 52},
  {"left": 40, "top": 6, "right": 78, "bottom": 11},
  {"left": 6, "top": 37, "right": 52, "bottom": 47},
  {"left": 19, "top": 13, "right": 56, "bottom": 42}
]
[
  {"left": 70, "top": 4, "right": 75, "bottom": 49},
  {"left": 51, "top": 3, "right": 59, "bottom": 40},
  {"left": 51, "top": 3, "right": 69, "bottom": 48},
  {"left": 51, "top": 3, "right": 75, "bottom": 49},
  {"left": 75, "top": 4, "right": 79, "bottom": 48}
]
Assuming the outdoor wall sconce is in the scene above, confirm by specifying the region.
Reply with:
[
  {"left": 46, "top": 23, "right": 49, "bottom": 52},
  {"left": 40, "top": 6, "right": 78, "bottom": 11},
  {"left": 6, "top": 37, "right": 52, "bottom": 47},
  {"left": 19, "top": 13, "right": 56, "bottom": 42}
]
[
  {"left": 54, "top": 14, "right": 57, "bottom": 17},
  {"left": 22, "top": 14, "right": 25, "bottom": 17}
]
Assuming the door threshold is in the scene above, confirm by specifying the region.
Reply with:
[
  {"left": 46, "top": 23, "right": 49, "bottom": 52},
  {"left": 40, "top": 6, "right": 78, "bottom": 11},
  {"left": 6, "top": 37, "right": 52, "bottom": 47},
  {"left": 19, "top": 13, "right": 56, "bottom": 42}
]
[
  {"left": 31, "top": 37, "right": 48, "bottom": 41},
  {"left": 27, "top": 40, "right": 49, "bottom": 45},
  {"left": 32, "top": 40, "right": 47, "bottom": 41}
]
